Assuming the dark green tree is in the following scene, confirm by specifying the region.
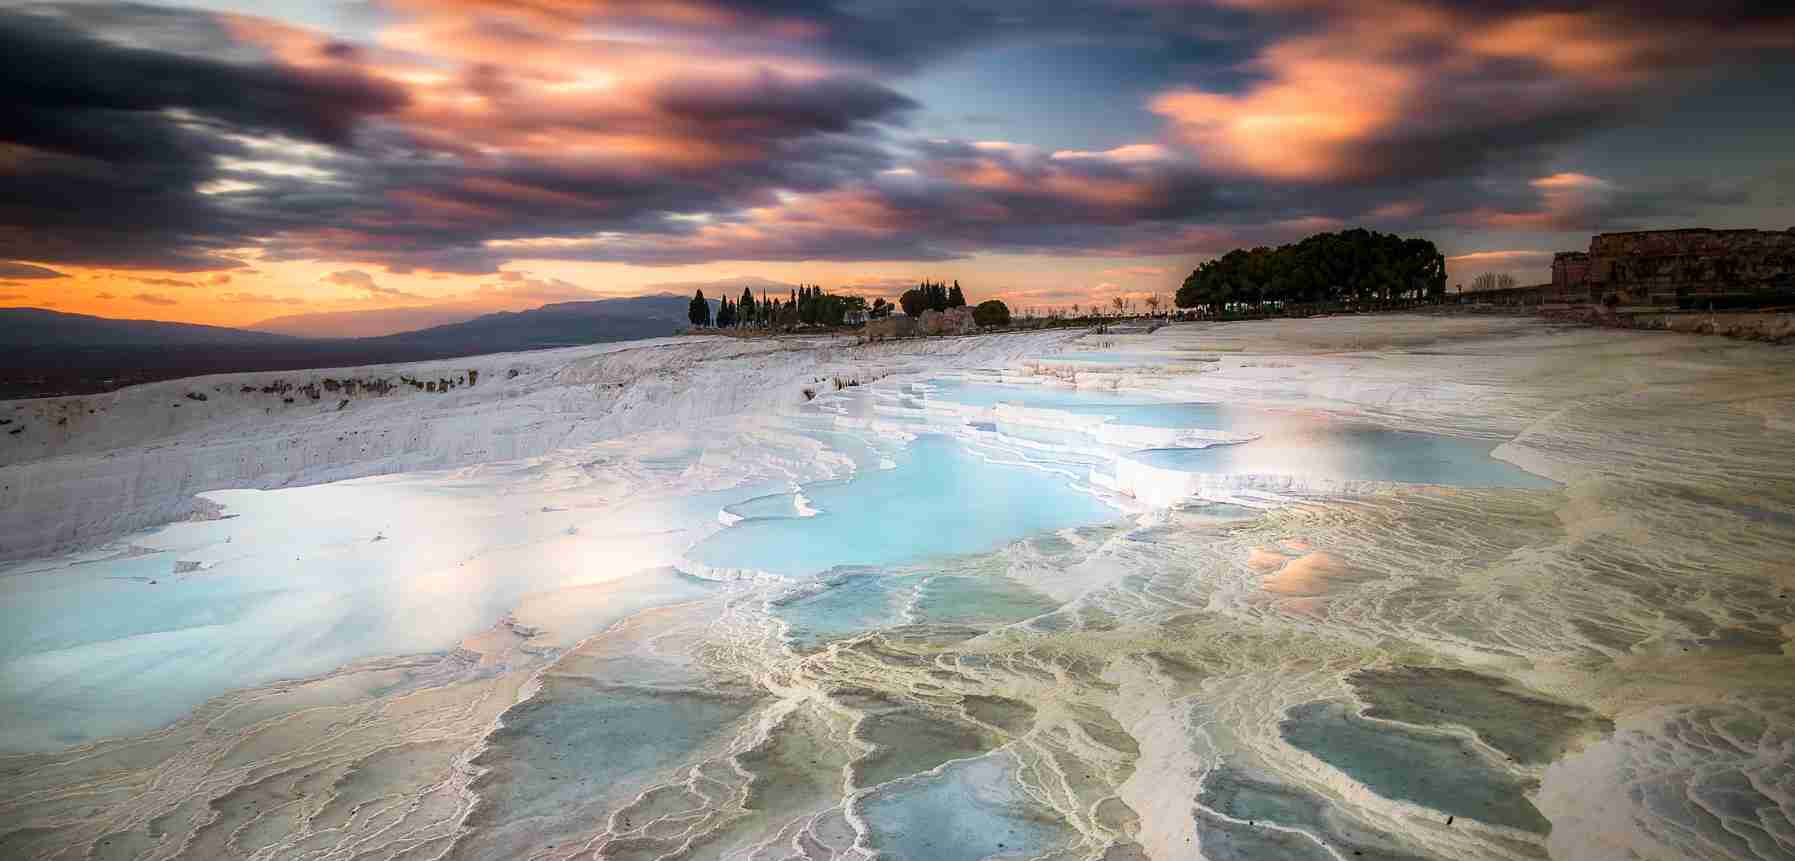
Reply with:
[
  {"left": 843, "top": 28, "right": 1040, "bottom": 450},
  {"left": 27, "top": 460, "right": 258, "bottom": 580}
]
[
  {"left": 739, "top": 287, "right": 756, "bottom": 326},
  {"left": 899, "top": 288, "right": 926, "bottom": 317},
  {"left": 973, "top": 299, "right": 1010, "bottom": 327},
  {"left": 928, "top": 281, "right": 948, "bottom": 312},
  {"left": 688, "top": 289, "right": 711, "bottom": 326},
  {"left": 947, "top": 281, "right": 967, "bottom": 308},
  {"left": 1174, "top": 228, "right": 1446, "bottom": 313}
]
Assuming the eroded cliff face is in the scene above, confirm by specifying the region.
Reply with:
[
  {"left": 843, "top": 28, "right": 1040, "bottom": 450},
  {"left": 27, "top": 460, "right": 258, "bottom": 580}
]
[{"left": 1585, "top": 228, "right": 1795, "bottom": 303}]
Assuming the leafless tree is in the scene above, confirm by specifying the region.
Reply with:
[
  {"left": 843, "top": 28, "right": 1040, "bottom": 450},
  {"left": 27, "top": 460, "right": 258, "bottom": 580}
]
[{"left": 1471, "top": 272, "right": 1517, "bottom": 292}]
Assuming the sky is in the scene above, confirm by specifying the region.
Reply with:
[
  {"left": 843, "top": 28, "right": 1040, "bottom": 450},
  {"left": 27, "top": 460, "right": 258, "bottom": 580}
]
[{"left": 3, "top": 0, "right": 1793, "bottom": 329}]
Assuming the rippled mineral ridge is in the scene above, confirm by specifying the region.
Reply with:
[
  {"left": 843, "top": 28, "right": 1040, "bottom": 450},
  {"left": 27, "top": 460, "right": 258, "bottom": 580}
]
[{"left": 2, "top": 315, "right": 1793, "bottom": 861}]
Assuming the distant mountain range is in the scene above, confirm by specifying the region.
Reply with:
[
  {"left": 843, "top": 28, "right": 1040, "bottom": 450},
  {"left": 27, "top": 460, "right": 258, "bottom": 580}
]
[
  {"left": 364, "top": 294, "right": 697, "bottom": 351},
  {"left": 249, "top": 304, "right": 497, "bottom": 338},
  {"left": 250, "top": 276, "right": 798, "bottom": 338},
  {"left": 0, "top": 295, "right": 701, "bottom": 398}
]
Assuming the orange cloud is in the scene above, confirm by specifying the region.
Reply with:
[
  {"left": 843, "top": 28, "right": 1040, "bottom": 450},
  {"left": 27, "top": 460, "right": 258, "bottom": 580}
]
[
  {"left": 1466, "top": 173, "right": 1620, "bottom": 230},
  {"left": 1154, "top": 47, "right": 1409, "bottom": 181},
  {"left": 1152, "top": 1, "right": 1794, "bottom": 182}
]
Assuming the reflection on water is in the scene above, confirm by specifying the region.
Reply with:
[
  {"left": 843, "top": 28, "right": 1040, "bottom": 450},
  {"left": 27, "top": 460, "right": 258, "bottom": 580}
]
[
  {"left": 1134, "top": 421, "right": 1556, "bottom": 488},
  {"left": 0, "top": 444, "right": 780, "bottom": 752}
]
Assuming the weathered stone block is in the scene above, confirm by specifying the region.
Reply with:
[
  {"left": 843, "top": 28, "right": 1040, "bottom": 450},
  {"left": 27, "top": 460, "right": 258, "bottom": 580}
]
[
  {"left": 865, "top": 317, "right": 917, "bottom": 341},
  {"left": 920, "top": 307, "right": 978, "bottom": 335}
]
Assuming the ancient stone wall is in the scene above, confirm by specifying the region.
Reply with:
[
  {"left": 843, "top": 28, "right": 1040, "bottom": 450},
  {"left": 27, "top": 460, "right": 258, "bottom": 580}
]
[
  {"left": 1583, "top": 228, "right": 1795, "bottom": 305},
  {"left": 864, "top": 317, "right": 917, "bottom": 341},
  {"left": 918, "top": 307, "right": 978, "bottom": 335},
  {"left": 1551, "top": 252, "right": 1590, "bottom": 292}
]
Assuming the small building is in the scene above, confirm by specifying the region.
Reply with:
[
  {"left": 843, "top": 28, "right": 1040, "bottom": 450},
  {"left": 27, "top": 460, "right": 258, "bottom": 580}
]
[{"left": 843, "top": 309, "right": 869, "bottom": 326}]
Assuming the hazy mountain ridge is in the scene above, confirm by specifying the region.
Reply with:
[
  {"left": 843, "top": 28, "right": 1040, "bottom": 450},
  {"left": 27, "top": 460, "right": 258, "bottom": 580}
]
[
  {"left": 0, "top": 308, "right": 304, "bottom": 348},
  {"left": 249, "top": 305, "right": 496, "bottom": 338},
  {"left": 251, "top": 279, "right": 793, "bottom": 338},
  {"left": 1, "top": 295, "right": 701, "bottom": 398}
]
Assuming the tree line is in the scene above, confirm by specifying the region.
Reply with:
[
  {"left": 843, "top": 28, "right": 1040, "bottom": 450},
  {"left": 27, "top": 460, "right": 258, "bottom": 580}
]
[
  {"left": 688, "top": 284, "right": 872, "bottom": 328},
  {"left": 1470, "top": 272, "right": 1517, "bottom": 292},
  {"left": 687, "top": 279, "right": 1015, "bottom": 331},
  {"left": 1174, "top": 228, "right": 1447, "bottom": 314},
  {"left": 897, "top": 280, "right": 966, "bottom": 317}
]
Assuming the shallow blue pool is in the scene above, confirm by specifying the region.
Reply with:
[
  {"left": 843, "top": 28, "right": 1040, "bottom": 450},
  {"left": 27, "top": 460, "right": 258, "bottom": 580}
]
[
  {"left": 1134, "top": 423, "right": 1555, "bottom": 489},
  {"left": 688, "top": 434, "right": 1119, "bottom": 578}
]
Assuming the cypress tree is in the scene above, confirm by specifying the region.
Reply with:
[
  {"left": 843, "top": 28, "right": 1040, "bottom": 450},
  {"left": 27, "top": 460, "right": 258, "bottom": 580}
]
[{"left": 688, "top": 289, "right": 711, "bottom": 327}]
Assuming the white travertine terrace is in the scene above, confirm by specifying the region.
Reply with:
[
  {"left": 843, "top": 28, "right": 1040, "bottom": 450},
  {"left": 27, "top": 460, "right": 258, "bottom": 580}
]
[{"left": 2, "top": 316, "right": 1792, "bottom": 861}]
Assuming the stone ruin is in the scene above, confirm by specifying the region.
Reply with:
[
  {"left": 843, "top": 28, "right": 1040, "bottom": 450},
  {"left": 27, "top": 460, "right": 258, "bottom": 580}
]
[
  {"left": 1551, "top": 251, "right": 1590, "bottom": 293},
  {"left": 863, "top": 307, "right": 979, "bottom": 340},
  {"left": 1554, "top": 228, "right": 1795, "bottom": 309},
  {"left": 919, "top": 306, "right": 978, "bottom": 335},
  {"left": 864, "top": 316, "right": 917, "bottom": 341}
]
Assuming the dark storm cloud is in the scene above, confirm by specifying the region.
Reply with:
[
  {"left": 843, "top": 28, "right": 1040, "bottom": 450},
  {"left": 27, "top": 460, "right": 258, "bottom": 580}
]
[
  {"left": 0, "top": 4, "right": 406, "bottom": 270},
  {"left": 2, "top": 8, "right": 405, "bottom": 149},
  {"left": 649, "top": 71, "right": 917, "bottom": 137}
]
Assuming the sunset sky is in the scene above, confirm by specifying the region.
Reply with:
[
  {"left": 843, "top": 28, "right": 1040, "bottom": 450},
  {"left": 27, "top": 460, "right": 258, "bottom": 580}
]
[{"left": 4, "top": 0, "right": 1793, "bottom": 328}]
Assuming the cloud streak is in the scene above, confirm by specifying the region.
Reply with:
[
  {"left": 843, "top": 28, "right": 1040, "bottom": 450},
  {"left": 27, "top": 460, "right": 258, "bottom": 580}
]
[
  {"left": 323, "top": 269, "right": 429, "bottom": 300},
  {"left": 0, "top": 261, "right": 66, "bottom": 279}
]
